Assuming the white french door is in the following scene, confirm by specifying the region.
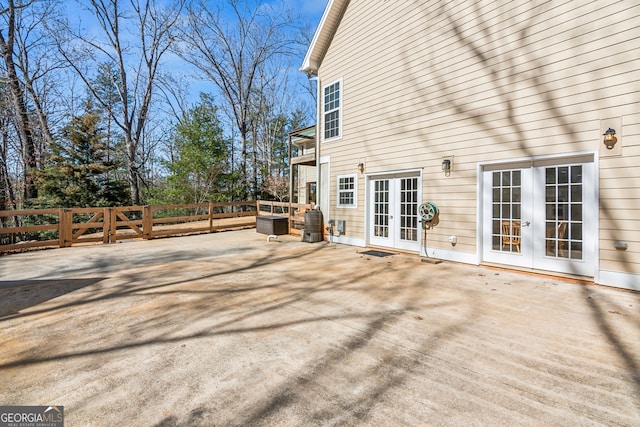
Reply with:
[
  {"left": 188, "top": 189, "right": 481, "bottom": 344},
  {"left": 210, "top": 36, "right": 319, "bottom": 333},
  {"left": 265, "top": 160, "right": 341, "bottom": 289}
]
[
  {"left": 369, "top": 174, "right": 421, "bottom": 252},
  {"left": 482, "top": 158, "right": 595, "bottom": 276}
]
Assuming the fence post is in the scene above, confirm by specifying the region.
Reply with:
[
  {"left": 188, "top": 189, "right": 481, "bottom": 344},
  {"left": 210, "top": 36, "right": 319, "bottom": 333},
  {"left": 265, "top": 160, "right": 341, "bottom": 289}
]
[
  {"left": 110, "top": 207, "right": 117, "bottom": 243},
  {"left": 59, "top": 208, "right": 72, "bottom": 248},
  {"left": 209, "top": 202, "right": 214, "bottom": 233},
  {"left": 58, "top": 208, "right": 65, "bottom": 248},
  {"left": 143, "top": 205, "right": 152, "bottom": 240},
  {"left": 103, "top": 207, "right": 111, "bottom": 244}
]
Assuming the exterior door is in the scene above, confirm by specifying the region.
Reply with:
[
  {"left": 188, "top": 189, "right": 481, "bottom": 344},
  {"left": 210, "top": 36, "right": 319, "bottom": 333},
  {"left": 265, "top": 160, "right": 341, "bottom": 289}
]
[
  {"left": 483, "top": 166, "right": 534, "bottom": 268},
  {"left": 369, "top": 175, "right": 420, "bottom": 252},
  {"left": 482, "top": 158, "right": 595, "bottom": 276}
]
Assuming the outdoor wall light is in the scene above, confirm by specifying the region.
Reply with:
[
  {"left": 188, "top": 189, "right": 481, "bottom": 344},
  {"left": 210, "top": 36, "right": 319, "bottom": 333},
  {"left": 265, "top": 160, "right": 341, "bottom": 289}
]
[
  {"left": 442, "top": 158, "right": 452, "bottom": 176},
  {"left": 603, "top": 128, "right": 617, "bottom": 149},
  {"left": 357, "top": 162, "right": 365, "bottom": 173}
]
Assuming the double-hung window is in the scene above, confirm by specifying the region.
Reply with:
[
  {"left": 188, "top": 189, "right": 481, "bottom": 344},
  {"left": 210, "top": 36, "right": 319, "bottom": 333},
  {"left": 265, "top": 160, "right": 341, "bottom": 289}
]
[
  {"left": 323, "top": 80, "right": 341, "bottom": 140},
  {"left": 337, "top": 174, "right": 357, "bottom": 208}
]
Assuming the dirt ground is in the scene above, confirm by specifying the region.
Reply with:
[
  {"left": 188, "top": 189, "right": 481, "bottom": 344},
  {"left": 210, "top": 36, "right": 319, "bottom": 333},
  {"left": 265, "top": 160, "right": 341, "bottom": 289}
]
[{"left": 1, "top": 230, "right": 639, "bottom": 426}]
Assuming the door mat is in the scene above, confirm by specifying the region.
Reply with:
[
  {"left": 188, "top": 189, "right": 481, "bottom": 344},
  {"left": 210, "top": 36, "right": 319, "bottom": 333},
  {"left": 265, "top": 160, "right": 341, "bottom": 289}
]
[{"left": 360, "top": 250, "right": 394, "bottom": 257}]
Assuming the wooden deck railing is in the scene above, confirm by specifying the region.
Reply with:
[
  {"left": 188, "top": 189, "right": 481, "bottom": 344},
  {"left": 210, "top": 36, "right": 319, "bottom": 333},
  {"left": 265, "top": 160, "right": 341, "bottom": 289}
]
[{"left": 0, "top": 201, "right": 314, "bottom": 253}]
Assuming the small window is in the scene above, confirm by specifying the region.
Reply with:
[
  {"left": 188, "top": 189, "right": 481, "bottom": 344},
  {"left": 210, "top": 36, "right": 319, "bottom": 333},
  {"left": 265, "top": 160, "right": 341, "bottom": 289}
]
[
  {"left": 337, "top": 174, "right": 356, "bottom": 208},
  {"left": 323, "top": 79, "right": 341, "bottom": 141}
]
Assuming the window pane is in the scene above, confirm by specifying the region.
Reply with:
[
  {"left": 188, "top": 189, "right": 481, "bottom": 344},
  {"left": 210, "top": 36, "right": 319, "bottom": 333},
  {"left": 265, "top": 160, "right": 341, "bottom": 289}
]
[
  {"left": 558, "top": 167, "right": 569, "bottom": 184},
  {"left": 571, "top": 242, "right": 583, "bottom": 259},
  {"left": 512, "top": 204, "right": 521, "bottom": 219},
  {"left": 571, "top": 166, "right": 582, "bottom": 183},
  {"left": 571, "top": 184, "right": 582, "bottom": 203},
  {"left": 571, "top": 204, "right": 582, "bottom": 221},
  {"left": 546, "top": 239, "right": 556, "bottom": 256},
  {"left": 546, "top": 222, "right": 557, "bottom": 239},
  {"left": 492, "top": 236, "right": 501, "bottom": 250},
  {"left": 546, "top": 186, "right": 555, "bottom": 202},
  {"left": 512, "top": 187, "right": 521, "bottom": 203},
  {"left": 338, "top": 175, "right": 355, "bottom": 206},
  {"left": 323, "top": 82, "right": 340, "bottom": 139},
  {"left": 512, "top": 171, "right": 521, "bottom": 186},
  {"left": 502, "top": 172, "right": 511, "bottom": 186},
  {"left": 558, "top": 204, "right": 569, "bottom": 221},
  {"left": 502, "top": 188, "right": 511, "bottom": 203},
  {"left": 558, "top": 185, "right": 569, "bottom": 202},
  {"left": 546, "top": 168, "right": 556, "bottom": 184},
  {"left": 571, "top": 223, "right": 582, "bottom": 240},
  {"left": 546, "top": 204, "right": 556, "bottom": 220}
]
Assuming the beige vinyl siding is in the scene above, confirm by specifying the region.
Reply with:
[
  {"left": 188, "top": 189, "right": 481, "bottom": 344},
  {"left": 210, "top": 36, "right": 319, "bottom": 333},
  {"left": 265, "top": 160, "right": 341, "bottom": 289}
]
[
  {"left": 599, "top": 112, "right": 640, "bottom": 273},
  {"left": 327, "top": 159, "right": 365, "bottom": 235},
  {"left": 317, "top": 0, "right": 639, "bottom": 273}
]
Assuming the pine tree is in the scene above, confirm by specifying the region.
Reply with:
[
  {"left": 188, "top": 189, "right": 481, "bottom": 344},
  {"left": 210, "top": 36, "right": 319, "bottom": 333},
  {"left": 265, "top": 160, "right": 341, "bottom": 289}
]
[
  {"left": 35, "top": 102, "right": 130, "bottom": 208},
  {"left": 156, "top": 93, "right": 232, "bottom": 204}
]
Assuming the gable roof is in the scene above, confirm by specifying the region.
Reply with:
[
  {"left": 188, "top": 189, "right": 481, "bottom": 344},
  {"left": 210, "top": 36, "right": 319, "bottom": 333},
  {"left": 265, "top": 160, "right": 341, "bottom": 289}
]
[{"left": 300, "top": 0, "right": 349, "bottom": 75}]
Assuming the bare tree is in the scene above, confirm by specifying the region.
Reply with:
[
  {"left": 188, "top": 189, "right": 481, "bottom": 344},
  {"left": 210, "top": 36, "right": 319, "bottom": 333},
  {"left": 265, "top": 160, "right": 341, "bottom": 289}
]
[
  {"left": 0, "top": 0, "right": 38, "bottom": 201},
  {"left": 297, "top": 22, "right": 317, "bottom": 110},
  {"left": 251, "top": 59, "right": 292, "bottom": 176},
  {"left": 261, "top": 174, "right": 288, "bottom": 202},
  {"left": 54, "top": 0, "right": 184, "bottom": 205},
  {"left": 11, "top": 0, "right": 65, "bottom": 152},
  {"left": 0, "top": 82, "right": 19, "bottom": 214},
  {"left": 177, "top": 0, "right": 295, "bottom": 199}
]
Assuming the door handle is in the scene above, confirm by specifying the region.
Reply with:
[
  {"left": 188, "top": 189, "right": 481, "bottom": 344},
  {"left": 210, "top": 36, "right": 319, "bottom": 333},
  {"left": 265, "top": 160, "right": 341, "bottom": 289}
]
[{"left": 522, "top": 221, "right": 531, "bottom": 227}]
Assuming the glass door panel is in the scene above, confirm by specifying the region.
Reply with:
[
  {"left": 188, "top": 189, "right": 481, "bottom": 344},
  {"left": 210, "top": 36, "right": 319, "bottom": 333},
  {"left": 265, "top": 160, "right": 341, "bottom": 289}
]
[
  {"left": 483, "top": 167, "right": 533, "bottom": 268},
  {"left": 399, "top": 177, "right": 419, "bottom": 243},
  {"left": 544, "top": 165, "right": 583, "bottom": 259},
  {"left": 491, "top": 170, "right": 522, "bottom": 253},
  {"left": 534, "top": 161, "right": 594, "bottom": 276},
  {"left": 373, "top": 179, "right": 390, "bottom": 239}
]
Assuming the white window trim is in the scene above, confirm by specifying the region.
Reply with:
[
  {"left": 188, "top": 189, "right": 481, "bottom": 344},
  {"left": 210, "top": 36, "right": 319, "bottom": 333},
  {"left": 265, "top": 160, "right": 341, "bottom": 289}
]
[
  {"left": 322, "top": 78, "right": 343, "bottom": 143},
  {"left": 337, "top": 173, "right": 357, "bottom": 208}
]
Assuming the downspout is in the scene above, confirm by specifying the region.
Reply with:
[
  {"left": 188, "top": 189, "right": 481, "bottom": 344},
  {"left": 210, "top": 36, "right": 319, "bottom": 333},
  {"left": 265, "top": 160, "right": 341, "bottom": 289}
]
[
  {"left": 288, "top": 132, "right": 293, "bottom": 222},
  {"left": 311, "top": 75, "right": 321, "bottom": 209}
]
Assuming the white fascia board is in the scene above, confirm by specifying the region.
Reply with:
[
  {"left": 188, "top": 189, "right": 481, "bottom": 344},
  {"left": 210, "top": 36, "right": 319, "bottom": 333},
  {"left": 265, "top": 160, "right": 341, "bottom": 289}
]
[{"left": 300, "top": 0, "right": 347, "bottom": 74}]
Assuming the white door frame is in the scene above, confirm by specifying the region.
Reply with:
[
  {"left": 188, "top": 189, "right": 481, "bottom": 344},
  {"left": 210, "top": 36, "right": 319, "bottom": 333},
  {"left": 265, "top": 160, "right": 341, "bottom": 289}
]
[
  {"left": 318, "top": 156, "right": 330, "bottom": 224},
  {"left": 479, "top": 152, "right": 598, "bottom": 277},
  {"left": 366, "top": 169, "right": 422, "bottom": 253}
]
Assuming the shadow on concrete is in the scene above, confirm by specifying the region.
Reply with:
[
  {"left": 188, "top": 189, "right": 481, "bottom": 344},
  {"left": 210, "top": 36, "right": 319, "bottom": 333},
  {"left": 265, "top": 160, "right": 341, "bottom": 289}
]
[
  {"left": 582, "top": 286, "right": 640, "bottom": 398},
  {"left": 145, "top": 250, "right": 481, "bottom": 426},
  {"left": 0, "top": 242, "right": 325, "bottom": 324},
  {"left": 0, "top": 234, "right": 481, "bottom": 427},
  {"left": 0, "top": 279, "right": 105, "bottom": 319}
]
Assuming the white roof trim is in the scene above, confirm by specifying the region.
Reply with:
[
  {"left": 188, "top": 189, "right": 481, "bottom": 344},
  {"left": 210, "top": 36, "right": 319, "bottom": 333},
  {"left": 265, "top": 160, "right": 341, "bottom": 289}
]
[{"left": 300, "top": 0, "right": 349, "bottom": 75}]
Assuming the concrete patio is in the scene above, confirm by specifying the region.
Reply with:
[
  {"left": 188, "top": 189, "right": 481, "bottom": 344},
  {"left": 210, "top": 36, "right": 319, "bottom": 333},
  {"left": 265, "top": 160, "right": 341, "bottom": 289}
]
[{"left": 1, "top": 230, "right": 639, "bottom": 426}]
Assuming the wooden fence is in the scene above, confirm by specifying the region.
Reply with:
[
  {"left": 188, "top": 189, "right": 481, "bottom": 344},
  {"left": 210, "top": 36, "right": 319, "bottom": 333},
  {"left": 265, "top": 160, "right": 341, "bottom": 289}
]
[{"left": 0, "top": 201, "right": 313, "bottom": 254}]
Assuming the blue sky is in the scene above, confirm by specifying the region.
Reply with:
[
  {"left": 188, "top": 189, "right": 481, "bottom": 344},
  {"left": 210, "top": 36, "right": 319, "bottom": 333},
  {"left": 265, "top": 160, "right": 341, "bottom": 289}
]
[
  {"left": 183, "top": 0, "right": 327, "bottom": 116},
  {"left": 64, "top": 0, "right": 328, "bottom": 122},
  {"left": 291, "top": 0, "right": 326, "bottom": 16},
  {"left": 286, "top": 0, "right": 326, "bottom": 26}
]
